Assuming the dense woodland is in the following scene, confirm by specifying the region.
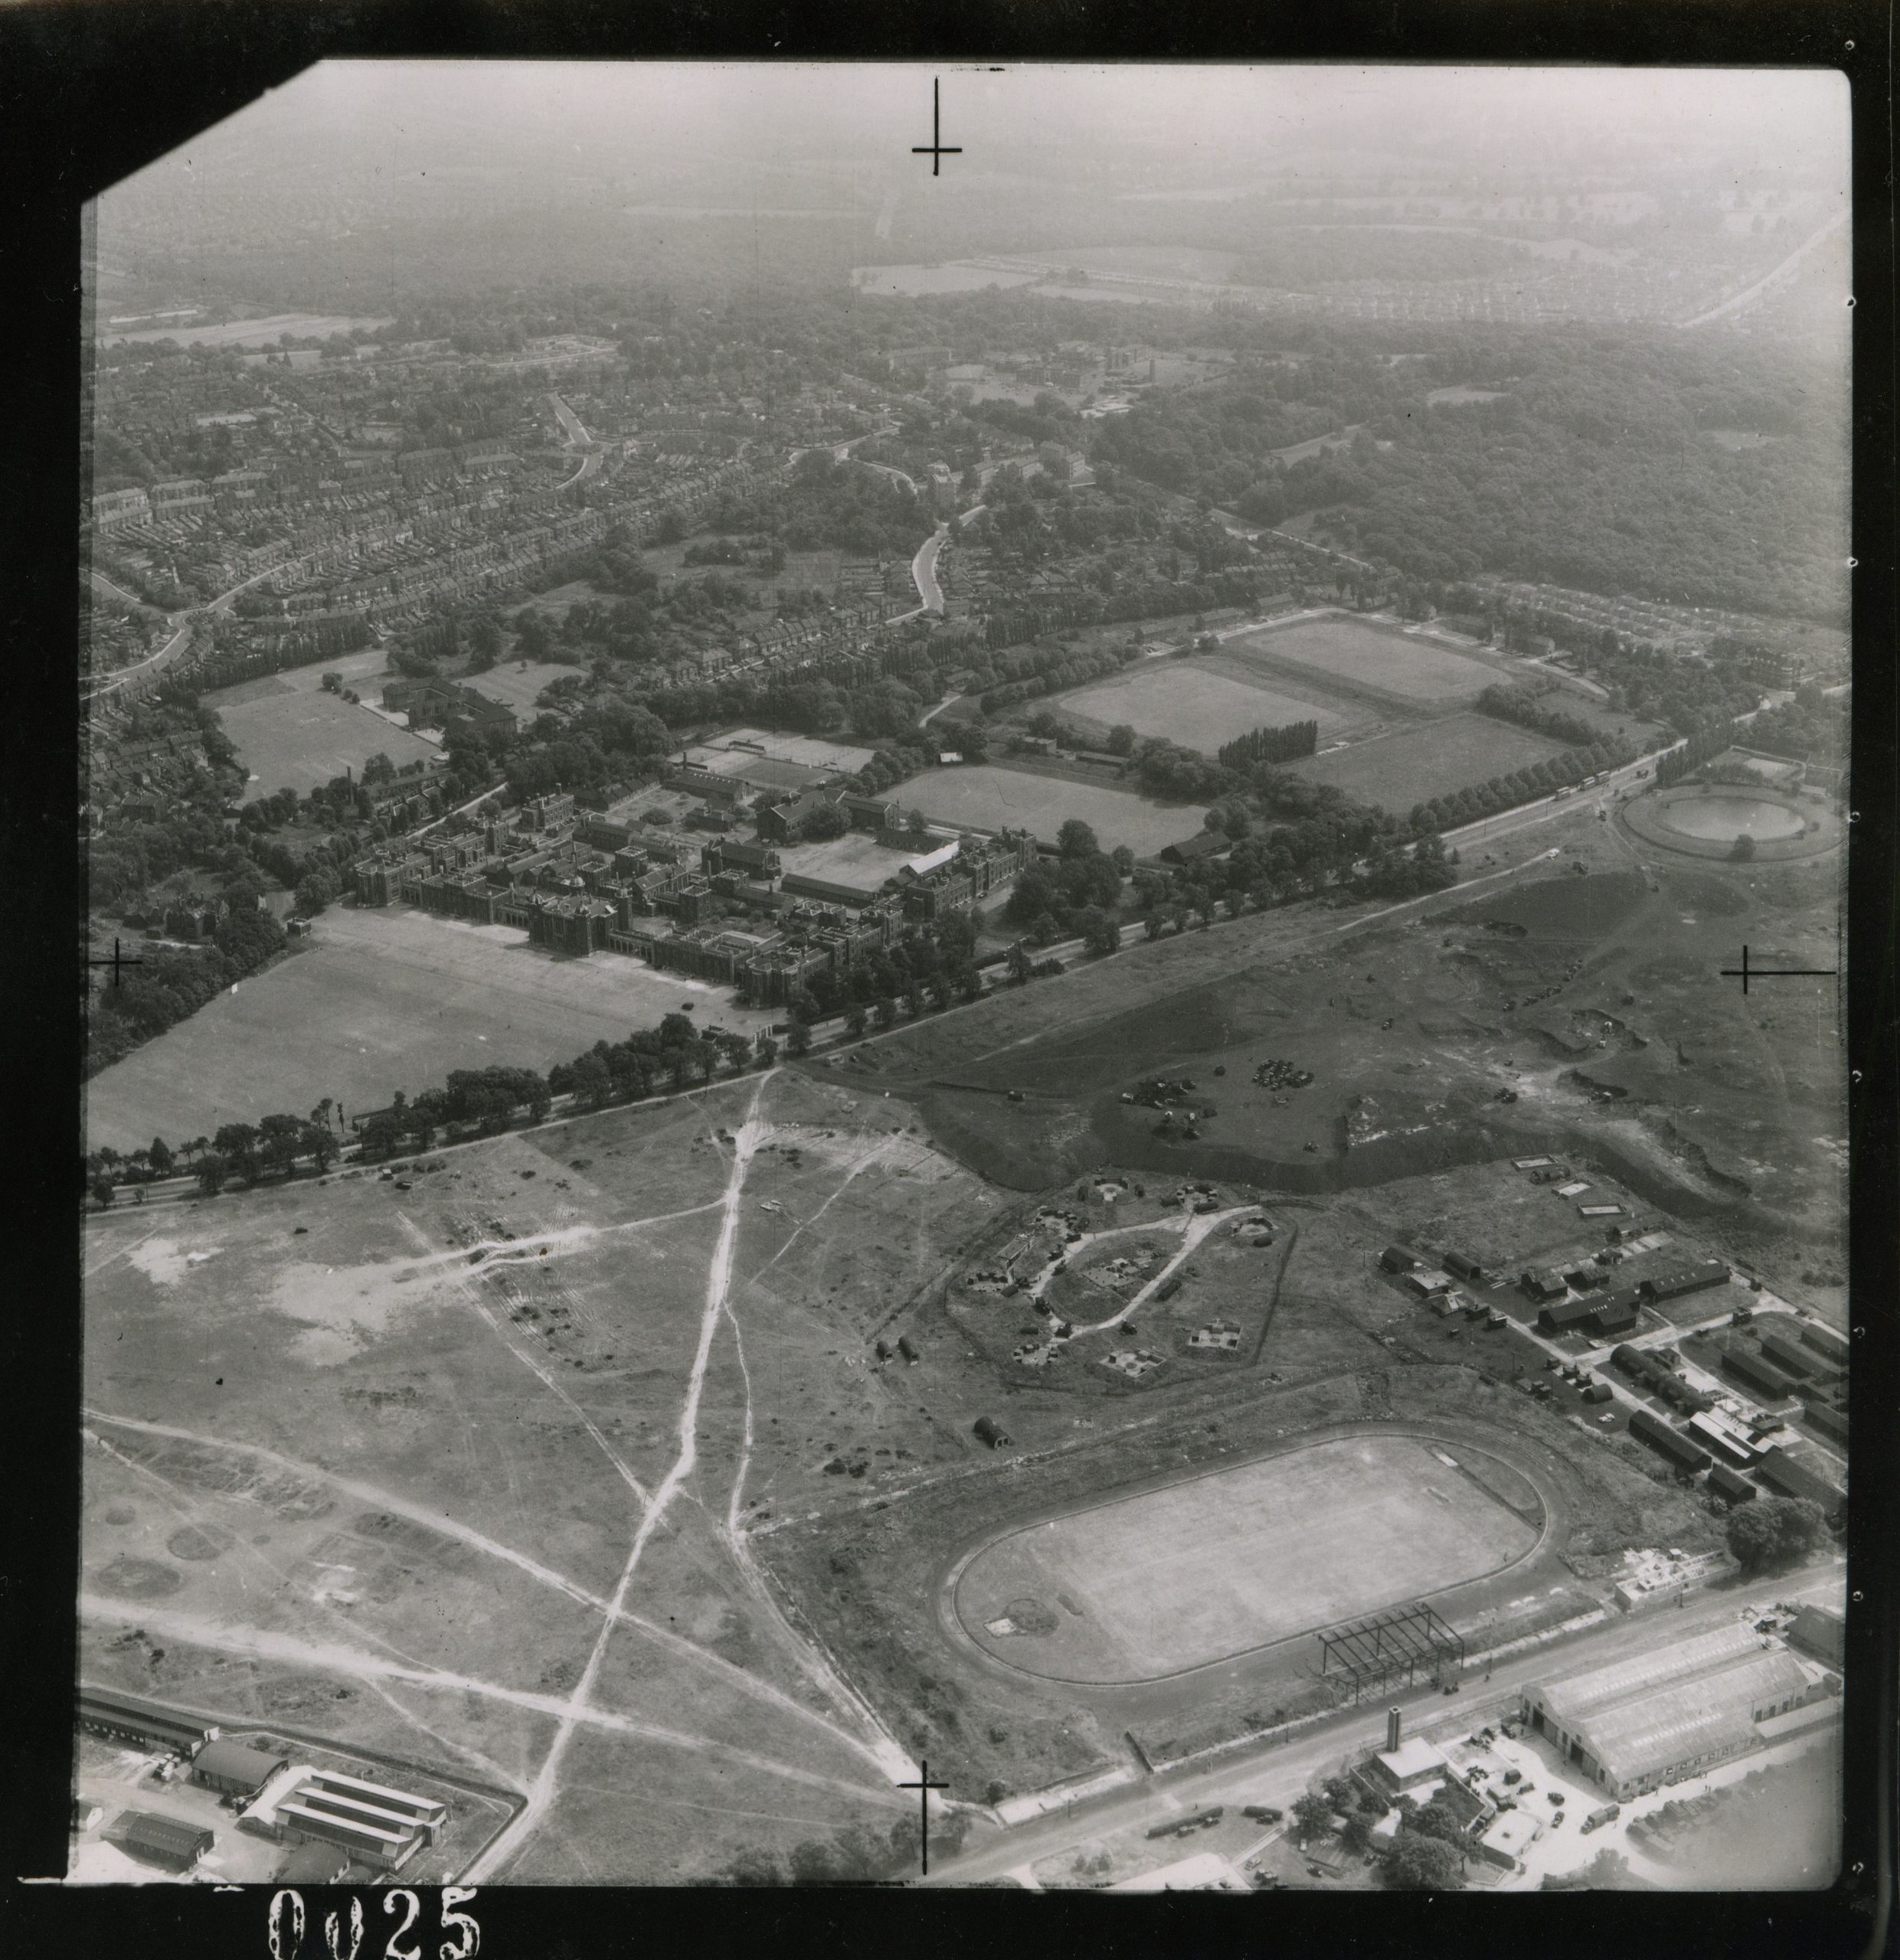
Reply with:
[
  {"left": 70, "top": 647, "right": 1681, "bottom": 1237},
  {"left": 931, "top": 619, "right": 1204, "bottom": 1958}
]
[{"left": 1092, "top": 327, "right": 1846, "bottom": 620}]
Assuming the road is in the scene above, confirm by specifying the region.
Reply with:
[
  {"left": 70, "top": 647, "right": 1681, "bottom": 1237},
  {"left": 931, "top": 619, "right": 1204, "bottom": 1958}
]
[
  {"left": 910, "top": 527, "right": 949, "bottom": 614},
  {"left": 924, "top": 1556, "right": 1845, "bottom": 1887},
  {"left": 1676, "top": 211, "right": 1849, "bottom": 328},
  {"left": 1437, "top": 744, "right": 1678, "bottom": 854},
  {"left": 891, "top": 501, "right": 985, "bottom": 622},
  {"left": 84, "top": 558, "right": 294, "bottom": 702},
  {"left": 87, "top": 567, "right": 159, "bottom": 612},
  {"left": 549, "top": 390, "right": 603, "bottom": 489},
  {"left": 859, "top": 459, "right": 919, "bottom": 497}
]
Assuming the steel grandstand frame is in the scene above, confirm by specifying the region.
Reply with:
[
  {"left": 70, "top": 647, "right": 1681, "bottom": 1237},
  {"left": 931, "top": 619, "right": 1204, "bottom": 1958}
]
[{"left": 1318, "top": 1602, "right": 1467, "bottom": 1703}]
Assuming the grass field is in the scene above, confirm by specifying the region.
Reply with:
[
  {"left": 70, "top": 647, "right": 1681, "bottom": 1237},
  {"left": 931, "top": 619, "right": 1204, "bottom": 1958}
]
[
  {"left": 460, "top": 661, "right": 583, "bottom": 714},
  {"left": 953, "top": 1433, "right": 1539, "bottom": 1683},
  {"left": 902, "top": 765, "right": 1195, "bottom": 854},
  {"left": 84, "top": 906, "right": 777, "bottom": 1152},
  {"left": 1287, "top": 712, "right": 1565, "bottom": 810},
  {"left": 212, "top": 686, "right": 440, "bottom": 802},
  {"left": 1052, "top": 661, "right": 1348, "bottom": 753},
  {"left": 1226, "top": 614, "right": 1499, "bottom": 702},
  {"left": 101, "top": 312, "right": 392, "bottom": 348}
]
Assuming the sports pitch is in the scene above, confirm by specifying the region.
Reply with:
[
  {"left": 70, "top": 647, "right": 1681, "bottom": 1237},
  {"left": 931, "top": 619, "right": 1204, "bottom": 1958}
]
[
  {"left": 84, "top": 905, "right": 777, "bottom": 1152},
  {"left": 1289, "top": 712, "right": 1565, "bottom": 810},
  {"left": 902, "top": 765, "right": 1193, "bottom": 854},
  {"left": 1225, "top": 615, "right": 1499, "bottom": 702},
  {"left": 953, "top": 1433, "right": 1539, "bottom": 1683},
  {"left": 1052, "top": 661, "right": 1347, "bottom": 753},
  {"left": 212, "top": 684, "right": 440, "bottom": 802}
]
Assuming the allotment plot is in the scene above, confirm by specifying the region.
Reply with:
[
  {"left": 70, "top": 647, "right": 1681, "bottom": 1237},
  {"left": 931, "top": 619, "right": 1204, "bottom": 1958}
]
[{"left": 955, "top": 1433, "right": 1540, "bottom": 1684}]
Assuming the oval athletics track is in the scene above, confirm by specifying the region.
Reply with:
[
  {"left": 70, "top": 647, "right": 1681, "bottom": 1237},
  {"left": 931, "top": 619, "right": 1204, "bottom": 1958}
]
[{"left": 937, "top": 1419, "right": 1563, "bottom": 1690}]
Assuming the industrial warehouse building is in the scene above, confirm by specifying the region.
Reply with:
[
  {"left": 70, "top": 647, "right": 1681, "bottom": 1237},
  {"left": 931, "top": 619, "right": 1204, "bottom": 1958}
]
[
  {"left": 1638, "top": 1259, "right": 1732, "bottom": 1302},
  {"left": 1722, "top": 1344, "right": 1800, "bottom": 1402},
  {"left": 1627, "top": 1406, "right": 1712, "bottom": 1474},
  {"left": 1787, "top": 1606, "right": 1846, "bottom": 1670},
  {"left": 77, "top": 1686, "right": 215, "bottom": 1758},
  {"left": 1521, "top": 1621, "right": 1828, "bottom": 1801},
  {"left": 111, "top": 1811, "right": 215, "bottom": 1872},
  {"left": 1759, "top": 1331, "right": 1832, "bottom": 1382},
  {"left": 1751, "top": 1446, "right": 1846, "bottom": 1523},
  {"left": 265, "top": 1768, "right": 449, "bottom": 1872},
  {"left": 1539, "top": 1287, "right": 1642, "bottom": 1338},
  {"left": 191, "top": 1738, "right": 289, "bottom": 1797}
]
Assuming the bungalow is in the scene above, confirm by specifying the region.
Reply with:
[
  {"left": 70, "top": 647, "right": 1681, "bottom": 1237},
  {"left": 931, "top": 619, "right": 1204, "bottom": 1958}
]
[
  {"left": 1519, "top": 1268, "right": 1568, "bottom": 1303},
  {"left": 1380, "top": 1245, "right": 1421, "bottom": 1274}
]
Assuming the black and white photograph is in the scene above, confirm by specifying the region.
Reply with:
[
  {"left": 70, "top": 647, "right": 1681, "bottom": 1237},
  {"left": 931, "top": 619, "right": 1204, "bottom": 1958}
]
[{"left": 16, "top": 28, "right": 1887, "bottom": 1934}]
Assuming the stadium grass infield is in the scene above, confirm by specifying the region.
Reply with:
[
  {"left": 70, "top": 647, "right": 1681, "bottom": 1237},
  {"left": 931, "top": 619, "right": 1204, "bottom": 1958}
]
[{"left": 948, "top": 1429, "right": 1545, "bottom": 1685}]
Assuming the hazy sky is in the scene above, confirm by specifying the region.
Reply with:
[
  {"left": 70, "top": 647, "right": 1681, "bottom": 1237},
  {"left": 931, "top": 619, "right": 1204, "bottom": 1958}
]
[{"left": 159, "top": 60, "right": 1849, "bottom": 195}]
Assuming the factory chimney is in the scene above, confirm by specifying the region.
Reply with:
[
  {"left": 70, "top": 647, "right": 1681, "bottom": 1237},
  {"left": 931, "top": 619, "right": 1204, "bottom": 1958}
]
[{"left": 1386, "top": 1707, "right": 1402, "bottom": 1753}]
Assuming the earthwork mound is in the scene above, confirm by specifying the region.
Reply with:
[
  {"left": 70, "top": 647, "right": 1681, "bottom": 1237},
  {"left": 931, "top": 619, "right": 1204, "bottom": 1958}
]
[
  {"left": 95, "top": 1557, "right": 182, "bottom": 1599},
  {"left": 167, "top": 1525, "right": 232, "bottom": 1562}
]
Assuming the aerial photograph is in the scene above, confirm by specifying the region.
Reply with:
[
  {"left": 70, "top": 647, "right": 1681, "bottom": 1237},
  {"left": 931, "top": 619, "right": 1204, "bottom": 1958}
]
[{"left": 74, "top": 60, "right": 1851, "bottom": 1893}]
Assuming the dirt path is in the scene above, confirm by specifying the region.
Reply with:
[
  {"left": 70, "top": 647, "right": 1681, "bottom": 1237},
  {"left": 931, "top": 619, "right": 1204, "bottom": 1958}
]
[
  {"left": 465, "top": 1073, "right": 780, "bottom": 1880},
  {"left": 397, "top": 1207, "right": 656, "bottom": 1511},
  {"left": 1065, "top": 1205, "right": 1256, "bottom": 1336},
  {"left": 76, "top": 1596, "right": 892, "bottom": 1806},
  {"left": 82, "top": 1408, "right": 605, "bottom": 1611},
  {"left": 718, "top": 1125, "right": 922, "bottom": 1784}
]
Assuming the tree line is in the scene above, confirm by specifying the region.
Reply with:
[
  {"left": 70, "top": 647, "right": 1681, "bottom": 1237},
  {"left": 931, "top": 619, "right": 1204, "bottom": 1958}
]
[
  {"left": 1405, "top": 740, "right": 1630, "bottom": 836},
  {"left": 1474, "top": 683, "right": 1609, "bottom": 751},
  {"left": 1216, "top": 719, "right": 1320, "bottom": 769}
]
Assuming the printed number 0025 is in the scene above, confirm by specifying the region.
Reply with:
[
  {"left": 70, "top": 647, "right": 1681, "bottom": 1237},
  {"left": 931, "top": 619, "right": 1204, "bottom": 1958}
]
[{"left": 267, "top": 1888, "right": 479, "bottom": 1960}]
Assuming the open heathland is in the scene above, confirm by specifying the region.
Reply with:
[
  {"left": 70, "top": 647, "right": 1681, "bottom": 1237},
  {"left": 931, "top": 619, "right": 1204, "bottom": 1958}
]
[
  {"left": 836, "top": 799, "right": 1846, "bottom": 1268},
  {"left": 80, "top": 1069, "right": 1017, "bottom": 1882}
]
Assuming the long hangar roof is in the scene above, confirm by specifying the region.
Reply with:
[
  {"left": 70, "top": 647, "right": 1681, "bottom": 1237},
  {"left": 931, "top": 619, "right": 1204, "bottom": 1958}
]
[{"left": 1571, "top": 1651, "right": 1809, "bottom": 1786}]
